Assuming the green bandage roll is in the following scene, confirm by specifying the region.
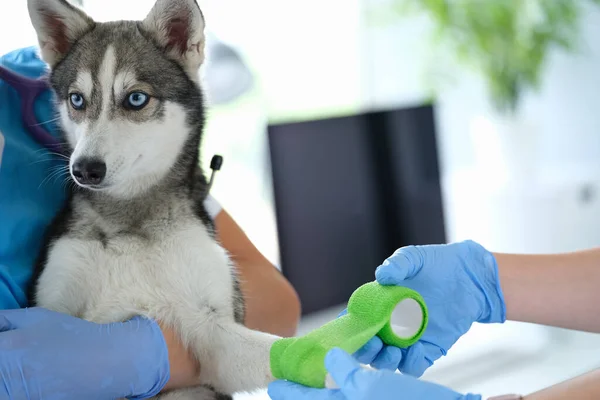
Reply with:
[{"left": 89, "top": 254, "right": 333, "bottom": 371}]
[{"left": 270, "top": 281, "right": 428, "bottom": 388}]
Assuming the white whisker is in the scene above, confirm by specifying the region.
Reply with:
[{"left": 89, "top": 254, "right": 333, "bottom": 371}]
[{"left": 29, "top": 116, "right": 61, "bottom": 126}]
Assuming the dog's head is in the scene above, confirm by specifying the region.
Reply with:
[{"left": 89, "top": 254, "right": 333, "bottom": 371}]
[{"left": 28, "top": 0, "right": 206, "bottom": 199}]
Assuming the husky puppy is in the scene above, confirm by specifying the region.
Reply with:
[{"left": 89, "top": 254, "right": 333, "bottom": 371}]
[{"left": 26, "top": 0, "right": 280, "bottom": 398}]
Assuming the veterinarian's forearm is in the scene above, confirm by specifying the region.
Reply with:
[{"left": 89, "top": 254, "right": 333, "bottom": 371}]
[
  {"left": 518, "top": 368, "right": 600, "bottom": 399},
  {"left": 238, "top": 259, "right": 301, "bottom": 337},
  {"left": 160, "top": 324, "right": 201, "bottom": 391},
  {"left": 213, "top": 209, "right": 301, "bottom": 337},
  {"left": 496, "top": 247, "right": 600, "bottom": 333}
]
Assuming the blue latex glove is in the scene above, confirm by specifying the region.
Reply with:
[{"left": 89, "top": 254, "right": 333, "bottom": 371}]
[
  {"left": 267, "top": 348, "right": 481, "bottom": 400},
  {"left": 0, "top": 307, "right": 170, "bottom": 400},
  {"left": 335, "top": 311, "right": 405, "bottom": 373},
  {"left": 348, "top": 240, "right": 506, "bottom": 377}
]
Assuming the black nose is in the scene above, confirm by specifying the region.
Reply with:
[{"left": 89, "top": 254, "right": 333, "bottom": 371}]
[{"left": 72, "top": 158, "right": 107, "bottom": 185}]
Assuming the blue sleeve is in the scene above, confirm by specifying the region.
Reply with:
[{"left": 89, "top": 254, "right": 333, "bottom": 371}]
[{"left": 0, "top": 47, "right": 67, "bottom": 309}]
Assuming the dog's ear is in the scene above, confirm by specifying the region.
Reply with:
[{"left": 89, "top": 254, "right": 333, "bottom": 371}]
[
  {"left": 142, "top": 0, "right": 206, "bottom": 79},
  {"left": 27, "top": 0, "right": 95, "bottom": 67}
]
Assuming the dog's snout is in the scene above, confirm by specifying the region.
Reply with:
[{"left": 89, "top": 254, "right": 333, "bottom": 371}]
[{"left": 72, "top": 158, "right": 107, "bottom": 186}]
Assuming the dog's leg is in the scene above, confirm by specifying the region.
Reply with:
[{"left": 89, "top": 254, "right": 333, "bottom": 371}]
[{"left": 189, "top": 322, "right": 280, "bottom": 395}]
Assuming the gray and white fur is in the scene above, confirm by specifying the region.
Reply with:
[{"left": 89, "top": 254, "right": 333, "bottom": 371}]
[{"left": 25, "top": 0, "right": 280, "bottom": 398}]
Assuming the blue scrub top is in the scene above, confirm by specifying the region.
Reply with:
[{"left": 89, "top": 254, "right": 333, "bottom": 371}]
[{"left": 0, "top": 47, "right": 67, "bottom": 309}]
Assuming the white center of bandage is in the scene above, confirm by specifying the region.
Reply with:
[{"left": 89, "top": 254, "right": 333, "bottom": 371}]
[{"left": 391, "top": 298, "right": 423, "bottom": 338}]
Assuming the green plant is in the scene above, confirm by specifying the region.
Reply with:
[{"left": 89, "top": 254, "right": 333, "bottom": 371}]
[{"left": 370, "top": 0, "right": 600, "bottom": 114}]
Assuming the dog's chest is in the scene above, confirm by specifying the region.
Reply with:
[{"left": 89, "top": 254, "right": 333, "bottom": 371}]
[{"left": 36, "top": 209, "right": 234, "bottom": 324}]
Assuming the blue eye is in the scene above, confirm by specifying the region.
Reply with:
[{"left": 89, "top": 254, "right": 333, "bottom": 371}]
[
  {"left": 125, "top": 92, "right": 150, "bottom": 110},
  {"left": 69, "top": 93, "right": 85, "bottom": 110}
]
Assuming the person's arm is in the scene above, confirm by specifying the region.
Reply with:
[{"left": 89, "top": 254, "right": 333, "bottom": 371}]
[
  {"left": 161, "top": 324, "right": 201, "bottom": 390},
  {"left": 213, "top": 208, "right": 301, "bottom": 337},
  {"left": 521, "top": 369, "right": 600, "bottom": 399},
  {"left": 496, "top": 247, "right": 600, "bottom": 333},
  {"left": 487, "top": 369, "right": 600, "bottom": 400}
]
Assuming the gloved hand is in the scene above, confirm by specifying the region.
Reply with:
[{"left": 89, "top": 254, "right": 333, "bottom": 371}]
[
  {"left": 0, "top": 307, "right": 170, "bottom": 400},
  {"left": 267, "top": 348, "right": 482, "bottom": 400},
  {"left": 335, "top": 310, "right": 404, "bottom": 373},
  {"left": 348, "top": 240, "right": 506, "bottom": 377}
]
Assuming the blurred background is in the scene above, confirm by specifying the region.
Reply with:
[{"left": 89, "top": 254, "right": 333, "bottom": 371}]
[{"left": 3, "top": 0, "right": 600, "bottom": 398}]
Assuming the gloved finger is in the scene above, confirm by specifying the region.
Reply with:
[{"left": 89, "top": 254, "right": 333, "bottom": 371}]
[
  {"left": 123, "top": 315, "right": 162, "bottom": 332},
  {"left": 337, "top": 309, "right": 348, "bottom": 318},
  {"left": 397, "top": 341, "right": 443, "bottom": 377},
  {"left": 352, "top": 336, "right": 383, "bottom": 365},
  {"left": 375, "top": 247, "right": 424, "bottom": 284},
  {"left": 0, "top": 315, "right": 16, "bottom": 332},
  {"left": 324, "top": 348, "right": 363, "bottom": 392},
  {"left": 267, "top": 380, "right": 346, "bottom": 400},
  {"left": 370, "top": 345, "right": 403, "bottom": 371},
  {"left": 0, "top": 307, "right": 44, "bottom": 329}
]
